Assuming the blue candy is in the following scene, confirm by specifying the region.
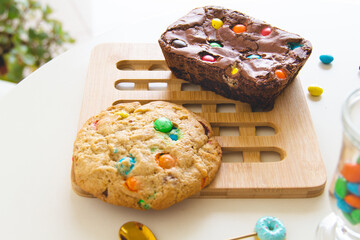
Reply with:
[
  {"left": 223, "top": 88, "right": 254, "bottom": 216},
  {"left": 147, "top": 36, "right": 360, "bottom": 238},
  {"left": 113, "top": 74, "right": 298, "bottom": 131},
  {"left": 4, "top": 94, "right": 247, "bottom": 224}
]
[
  {"left": 247, "top": 54, "right": 261, "bottom": 59},
  {"left": 337, "top": 199, "right": 355, "bottom": 213},
  {"left": 320, "top": 55, "right": 334, "bottom": 64},
  {"left": 347, "top": 182, "right": 360, "bottom": 196},
  {"left": 117, "top": 156, "right": 136, "bottom": 175},
  {"left": 287, "top": 42, "right": 303, "bottom": 50}
]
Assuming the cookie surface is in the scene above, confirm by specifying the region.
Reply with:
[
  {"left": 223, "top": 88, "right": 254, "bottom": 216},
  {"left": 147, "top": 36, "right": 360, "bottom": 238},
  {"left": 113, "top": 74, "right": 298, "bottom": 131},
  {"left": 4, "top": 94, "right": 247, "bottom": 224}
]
[{"left": 72, "top": 101, "right": 222, "bottom": 210}]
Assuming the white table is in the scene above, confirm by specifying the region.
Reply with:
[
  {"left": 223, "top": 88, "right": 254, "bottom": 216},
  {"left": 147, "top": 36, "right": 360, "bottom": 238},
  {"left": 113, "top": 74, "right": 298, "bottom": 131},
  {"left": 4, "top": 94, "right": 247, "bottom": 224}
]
[{"left": 1, "top": 0, "right": 359, "bottom": 239}]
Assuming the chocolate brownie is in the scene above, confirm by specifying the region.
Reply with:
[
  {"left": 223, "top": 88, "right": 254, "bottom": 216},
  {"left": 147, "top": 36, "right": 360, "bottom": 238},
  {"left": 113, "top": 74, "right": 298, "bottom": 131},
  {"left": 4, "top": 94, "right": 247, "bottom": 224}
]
[
  {"left": 159, "top": 6, "right": 312, "bottom": 110},
  {"left": 72, "top": 101, "right": 222, "bottom": 210}
]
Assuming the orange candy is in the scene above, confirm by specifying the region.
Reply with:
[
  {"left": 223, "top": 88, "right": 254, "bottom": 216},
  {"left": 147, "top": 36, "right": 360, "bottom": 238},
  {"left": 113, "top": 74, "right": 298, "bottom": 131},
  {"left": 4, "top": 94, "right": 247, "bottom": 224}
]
[
  {"left": 341, "top": 163, "right": 360, "bottom": 182},
  {"left": 275, "top": 69, "right": 286, "bottom": 79},
  {"left": 156, "top": 153, "right": 176, "bottom": 169},
  {"left": 232, "top": 24, "right": 246, "bottom": 33},
  {"left": 126, "top": 177, "right": 138, "bottom": 191},
  {"left": 201, "top": 177, "right": 208, "bottom": 188},
  {"left": 345, "top": 195, "right": 360, "bottom": 208}
]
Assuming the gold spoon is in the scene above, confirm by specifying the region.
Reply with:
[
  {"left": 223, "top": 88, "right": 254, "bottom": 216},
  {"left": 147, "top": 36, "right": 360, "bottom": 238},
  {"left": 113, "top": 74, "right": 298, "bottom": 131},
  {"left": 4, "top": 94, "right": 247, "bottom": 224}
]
[{"left": 119, "top": 221, "right": 157, "bottom": 240}]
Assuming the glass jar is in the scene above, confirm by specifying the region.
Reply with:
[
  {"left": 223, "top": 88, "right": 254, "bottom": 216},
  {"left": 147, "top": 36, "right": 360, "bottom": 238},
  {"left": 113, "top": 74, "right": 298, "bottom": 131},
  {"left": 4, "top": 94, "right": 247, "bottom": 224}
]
[{"left": 317, "top": 89, "right": 360, "bottom": 239}]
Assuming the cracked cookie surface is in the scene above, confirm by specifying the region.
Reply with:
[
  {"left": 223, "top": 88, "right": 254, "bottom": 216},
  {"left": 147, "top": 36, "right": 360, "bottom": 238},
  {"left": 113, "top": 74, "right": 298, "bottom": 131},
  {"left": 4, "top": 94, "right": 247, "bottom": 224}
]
[{"left": 72, "top": 101, "right": 222, "bottom": 210}]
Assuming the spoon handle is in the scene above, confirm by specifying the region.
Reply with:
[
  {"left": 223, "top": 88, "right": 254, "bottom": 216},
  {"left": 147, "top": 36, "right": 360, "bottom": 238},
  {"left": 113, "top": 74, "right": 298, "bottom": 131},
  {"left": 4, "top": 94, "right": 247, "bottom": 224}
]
[{"left": 228, "top": 232, "right": 257, "bottom": 240}]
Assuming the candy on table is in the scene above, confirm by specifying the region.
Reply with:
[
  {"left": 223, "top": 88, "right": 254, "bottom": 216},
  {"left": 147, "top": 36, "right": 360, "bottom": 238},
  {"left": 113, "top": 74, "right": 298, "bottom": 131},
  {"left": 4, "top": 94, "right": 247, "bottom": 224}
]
[
  {"left": 308, "top": 85, "right": 323, "bottom": 97},
  {"left": 228, "top": 216, "right": 286, "bottom": 240},
  {"left": 211, "top": 18, "right": 223, "bottom": 29},
  {"left": 319, "top": 54, "right": 334, "bottom": 64},
  {"left": 154, "top": 117, "right": 173, "bottom": 133}
]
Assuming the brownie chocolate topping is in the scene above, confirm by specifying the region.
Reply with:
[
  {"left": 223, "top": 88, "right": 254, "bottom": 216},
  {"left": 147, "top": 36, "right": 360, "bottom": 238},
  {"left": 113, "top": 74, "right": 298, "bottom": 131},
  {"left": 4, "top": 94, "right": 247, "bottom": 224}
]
[{"left": 159, "top": 6, "right": 312, "bottom": 110}]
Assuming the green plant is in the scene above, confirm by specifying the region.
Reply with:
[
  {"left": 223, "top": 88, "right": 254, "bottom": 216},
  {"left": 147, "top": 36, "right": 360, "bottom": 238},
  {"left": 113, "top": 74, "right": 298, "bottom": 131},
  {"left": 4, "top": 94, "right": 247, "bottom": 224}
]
[{"left": 0, "top": 0, "right": 75, "bottom": 83}]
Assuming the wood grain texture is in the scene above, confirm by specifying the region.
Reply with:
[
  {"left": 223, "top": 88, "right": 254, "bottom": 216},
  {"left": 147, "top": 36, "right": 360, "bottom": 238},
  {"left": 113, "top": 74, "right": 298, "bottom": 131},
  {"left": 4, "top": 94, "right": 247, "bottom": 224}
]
[{"left": 72, "top": 43, "right": 326, "bottom": 198}]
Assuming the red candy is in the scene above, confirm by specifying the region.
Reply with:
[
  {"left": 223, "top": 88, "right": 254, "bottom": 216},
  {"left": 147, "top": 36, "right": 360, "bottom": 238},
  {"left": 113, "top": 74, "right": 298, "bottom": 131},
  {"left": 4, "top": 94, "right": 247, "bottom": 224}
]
[
  {"left": 345, "top": 195, "right": 360, "bottom": 208},
  {"left": 202, "top": 55, "right": 216, "bottom": 62},
  {"left": 341, "top": 163, "right": 360, "bottom": 182},
  {"left": 261, "top": 27, "right": 272, "bottom": 36}
]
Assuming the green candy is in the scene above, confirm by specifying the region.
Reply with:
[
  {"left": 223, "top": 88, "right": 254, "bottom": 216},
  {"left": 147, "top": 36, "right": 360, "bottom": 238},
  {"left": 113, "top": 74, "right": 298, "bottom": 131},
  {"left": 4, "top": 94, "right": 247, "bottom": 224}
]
[
  {"left": 154, "top": 117, "right": 173, "bottom": 133},
  {"left": 344, "top": 212, "right": 357, "bottom": 225},
  {"left": 335, "top": 177, "right": 348, "bottom": 199},
  {"left": 137, "top": 199, "right": 151, "bottom": 210},
  {"left": 351, "top": 209, "right": 360, "bottom": 224},
  {"left": 210, "top": 42, "right": 222, "bottom": 48}
]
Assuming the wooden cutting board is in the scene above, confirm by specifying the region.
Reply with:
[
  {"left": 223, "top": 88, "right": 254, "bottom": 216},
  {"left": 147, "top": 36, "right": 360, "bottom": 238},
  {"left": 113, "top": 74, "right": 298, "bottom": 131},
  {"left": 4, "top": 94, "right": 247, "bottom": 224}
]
[{"left": 72, "top": 43, "right": 326, "bottom": 198}]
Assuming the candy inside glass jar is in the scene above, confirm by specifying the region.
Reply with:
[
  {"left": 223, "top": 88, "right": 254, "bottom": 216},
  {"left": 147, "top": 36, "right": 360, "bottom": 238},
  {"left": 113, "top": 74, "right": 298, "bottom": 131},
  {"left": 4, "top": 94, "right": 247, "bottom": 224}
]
[{"left": 317, "top": 89, "right": 360, "bottom": 239}]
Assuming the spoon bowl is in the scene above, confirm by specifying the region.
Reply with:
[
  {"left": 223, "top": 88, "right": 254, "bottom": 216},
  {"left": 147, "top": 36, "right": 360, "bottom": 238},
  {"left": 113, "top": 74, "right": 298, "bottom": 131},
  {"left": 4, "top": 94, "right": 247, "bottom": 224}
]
[{"left": 119, "top": 221, "right": 157, "bottom": 240}]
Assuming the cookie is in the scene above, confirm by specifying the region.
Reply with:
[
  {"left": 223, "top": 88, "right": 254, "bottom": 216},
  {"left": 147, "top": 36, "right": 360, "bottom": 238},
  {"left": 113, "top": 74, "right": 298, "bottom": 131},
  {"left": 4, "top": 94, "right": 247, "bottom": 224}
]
[{"left": 72, "top": 101, "right": 222, "bottom": 210}]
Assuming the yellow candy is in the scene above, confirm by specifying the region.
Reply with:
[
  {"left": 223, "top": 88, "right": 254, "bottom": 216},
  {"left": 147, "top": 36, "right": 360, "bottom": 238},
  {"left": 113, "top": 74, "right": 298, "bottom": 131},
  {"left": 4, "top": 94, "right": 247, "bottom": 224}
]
[
  {"left": 231, "top": 67, "right": 239, "bottom": 75},
  {"left": 114, "top": 110, "right": 129, "bottom": 118},
  {"left": 211, "top": 18, "right": 223, "bottom": 29},
  {"left": 308, "top": 85, "right": 323, "bottom": 97}
]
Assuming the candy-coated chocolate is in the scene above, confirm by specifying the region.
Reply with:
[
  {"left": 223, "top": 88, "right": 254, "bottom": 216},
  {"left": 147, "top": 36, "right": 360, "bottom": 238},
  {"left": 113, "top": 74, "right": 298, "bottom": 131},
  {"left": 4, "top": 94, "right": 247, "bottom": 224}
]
[
  {"left": 114, "top": 110, "right": 129, "bottom": 118},
  {"left": 255, "top": 216, "right": 286, "bottom": 240},
  {"left": 357, "top": 155, "right": 360, "bottom": 164},
  {"left": 126, "top": 177, "right": 138, "bottom": 191},
  {"left": 341, "top": 163, "right": 360, "bottom": 182},
  {"left": 287, "top": 42, "right": 303, "bottom": 50},
  {"left": 209, "top": 42, "right": 222, "bottom": 48},
  {"left": 168, "top": 127, "right": 180, "bottom": 141},
  {"left": 231, "top": 67, "right": 239, "bottom": 75},
  {"left": 335, "top": 177, "right": 348, "bottom": 199},
  {"left": 172, "top": 39, "right": 187, "bottom": 48},
  {"left": 232, "top": 24, "right": 246, "bottom": 33},
  {"left": 345, "top": 195, "right": 360, "bottom": 209},
  {"left": 261, "top": 27, "right": 272, "bottom": 36},
  {"left": 137, "top": 199, "right": 151, "bottom": 210},
  {"left": 202, "top": 55, "right": 216, "bottom": 62},
  {"left": 308, "top": 85, "right": 323, "bottom": 97},
  {"left": 201, "top": 177, "right": 208, "bottom": 188},
  {"left": 169, "top": 134, "right": 178, "bottom": 141},
  {"left": 347, "top": 182, "right": 360, "bottom": 196},
  {"left": 247, "top": 54, "right": 261, "bottom": 59},
  {"left": 154, "top": 117, "right": 173, "bottom": 133},
  {"left": 275, "top": 69, "right": 286, "bottom": 80},
  {"left": 211, "top": 18, "right": 223, "bottom": 29},
  {"left": 351, "top": 209, "right": 360, "bottom": 223},
  {"left": 114, "top": 148, "right": 118, "bottom": 154},
  {"left": 117, "top": 157, "right": 136, "bottom": 175},
  {"left": 320, "top": 54, "right": 334, "bottom": 64},
  {"left": 158, "top": 154, "right": 176, "bottom": 169},
  {"left": 343, "top": 212, "right": 357, "bottom": 225},
  {"left": 337, "top": 199, "right": 354, "bottom": 213}
]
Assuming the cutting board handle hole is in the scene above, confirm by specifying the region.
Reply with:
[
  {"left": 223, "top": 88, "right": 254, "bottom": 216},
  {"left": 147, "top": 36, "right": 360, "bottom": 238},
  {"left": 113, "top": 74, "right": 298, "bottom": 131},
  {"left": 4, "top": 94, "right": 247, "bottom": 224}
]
[
  {"left": 217, "top": 104, "right": 236, "bottom": 113},
  {"left": 255, "top": 126, "right": 276, "bottom": 136},
  {"left": 148, "top": 82, "right": 168, "bottom": 91},
  {"left": 115, "top": 82, "right": 135, "bottom": 90},
  {"left": 181, "top": 83, "right": 201, "bottom": 91},
  {"left": 219, "top": 127, "right": 240, "bottom": 136},
  {"left": 260, "top": 151, "right": 282, "bottom": 162},
  {"left": 148, "top": 64, "right": 168, "bottom": 71},
  {"left": 222, "top": 151, "right": 244, "bottom": 162},
  {"left": 183, "top": 104, "right": 202, "bottom": 113}
]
